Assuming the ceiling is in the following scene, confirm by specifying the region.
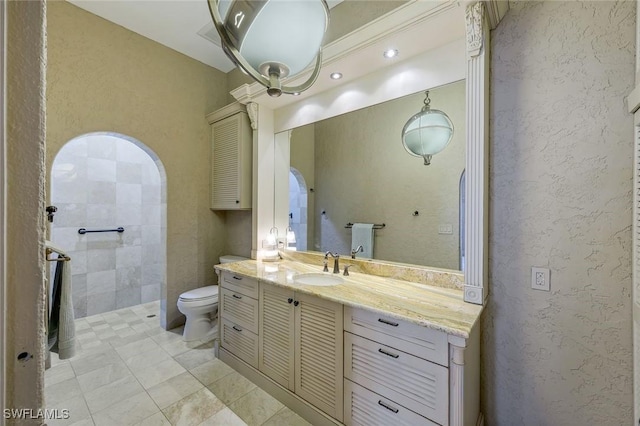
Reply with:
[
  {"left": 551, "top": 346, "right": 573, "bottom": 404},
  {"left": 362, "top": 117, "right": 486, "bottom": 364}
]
[{"left": 69, "top": 0, "right": 344, "bottom": 73}]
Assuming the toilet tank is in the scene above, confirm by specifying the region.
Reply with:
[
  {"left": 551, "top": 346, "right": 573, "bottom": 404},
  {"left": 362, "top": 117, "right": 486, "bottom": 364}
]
[{"left": 219, "top": 255, "right": 248, "bottom": 264}]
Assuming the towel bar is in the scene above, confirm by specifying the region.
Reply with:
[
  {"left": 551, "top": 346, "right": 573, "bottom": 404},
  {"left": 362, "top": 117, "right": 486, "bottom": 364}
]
[
  {"left": 345, "top": 222, "right": 385, "bottom": 229},
  {"left": 45, "top": 248, "right": 71, "bottom": 262}
]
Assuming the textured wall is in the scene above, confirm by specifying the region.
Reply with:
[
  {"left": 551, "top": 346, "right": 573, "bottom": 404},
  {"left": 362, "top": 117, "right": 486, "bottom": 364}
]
[
  {"left": 6, "top": 0, "right": 47, "bottom": 421},
  {"left": 485, "top": 1, "right": 634, "bottom": 424},
  {"left": 313, "top": 81, "right": 465, "bottom": 269},
  {"left": 46, "top": 2, "right": 228, "bottom": 329},
  {"left": 51, "top": 134, "right": 165, "bottom": 318}
]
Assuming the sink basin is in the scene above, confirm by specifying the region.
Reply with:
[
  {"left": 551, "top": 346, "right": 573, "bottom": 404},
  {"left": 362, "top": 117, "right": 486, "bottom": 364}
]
[{"left": 293, "top": 273, "right": 344, "bottom": 286}]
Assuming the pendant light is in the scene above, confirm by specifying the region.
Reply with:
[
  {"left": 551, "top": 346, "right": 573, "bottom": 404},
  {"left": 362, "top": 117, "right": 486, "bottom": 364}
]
[
  {"left": 401, "top": 91, "right": 454, "bottom": 165},
  {"left": 207, "top": 0, "right": 329, "bottom": 97}
]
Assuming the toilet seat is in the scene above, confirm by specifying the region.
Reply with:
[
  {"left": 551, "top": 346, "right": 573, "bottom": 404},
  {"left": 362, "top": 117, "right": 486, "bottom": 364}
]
[{"left": 179, "top": 285, "right": 218, "bottom": 303}]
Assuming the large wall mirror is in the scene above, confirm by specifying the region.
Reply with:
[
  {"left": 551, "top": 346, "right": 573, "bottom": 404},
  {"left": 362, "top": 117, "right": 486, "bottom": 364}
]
[
  {"left": 235, "top": 1, "right": 491, "bottom": 304},
  {"left": 283, "top": 80, "right": 465, "bottom": 271}
]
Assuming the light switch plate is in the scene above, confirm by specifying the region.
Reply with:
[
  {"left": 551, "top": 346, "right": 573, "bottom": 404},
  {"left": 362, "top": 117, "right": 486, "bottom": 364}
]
[
  {"left": 531, "top": 267, "right": 550, "bottom": 291},
  {"left": 438, "top": 224, "right": 453, "bottom": 235}
]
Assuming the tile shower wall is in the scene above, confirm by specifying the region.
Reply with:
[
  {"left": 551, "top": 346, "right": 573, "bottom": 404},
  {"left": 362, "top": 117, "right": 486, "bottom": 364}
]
[{"left": 51, "top": 134, "right": 166, "bottom": 318}]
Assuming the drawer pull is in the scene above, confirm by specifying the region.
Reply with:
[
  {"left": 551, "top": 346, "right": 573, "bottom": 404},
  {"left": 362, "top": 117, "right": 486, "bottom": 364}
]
[
  {"left": 232, "top": 294, "right": 242, "bottom": 299},
  {"left": 377, "top": 318, "right": 399, "bottom": 327},
  {"left": 378, "top": 348, "right": 399, "bottom": 359},
  {"left": 287, "top": 298, "right": 293, "bottom": 304},
  {"left": 293, "top": 301, "right": 299, "bottom": 307},
  {"left": 378, "top": 400, "right": 399, "bottom": 414},
  {"left": 232, "top": 275, "right": 243, "bottom": 281},
  {"left": 232, "top": 325, "right": 243, "bottom": 332}
]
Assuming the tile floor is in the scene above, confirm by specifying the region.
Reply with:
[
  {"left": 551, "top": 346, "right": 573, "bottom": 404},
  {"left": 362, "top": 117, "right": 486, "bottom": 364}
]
[{"left": 45, "top": 301, "right": 311, "bottom": 426}]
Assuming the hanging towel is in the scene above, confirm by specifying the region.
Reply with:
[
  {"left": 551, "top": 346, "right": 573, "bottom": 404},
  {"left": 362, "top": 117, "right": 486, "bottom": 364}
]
[
  {"left": 48, "top": 251, "right": 76, "bottom": 360},
  {"left": 351, "top": 223, "right": 375, "bottom": 259}
]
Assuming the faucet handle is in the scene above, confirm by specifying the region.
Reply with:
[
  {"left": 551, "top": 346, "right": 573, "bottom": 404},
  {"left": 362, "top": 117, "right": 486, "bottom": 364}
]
[
  {"left": 343, "top": 265, "right": 353, "bottom": 276},
  {"left": 323, "top": 259, "right": 329, "bottom": 272}
]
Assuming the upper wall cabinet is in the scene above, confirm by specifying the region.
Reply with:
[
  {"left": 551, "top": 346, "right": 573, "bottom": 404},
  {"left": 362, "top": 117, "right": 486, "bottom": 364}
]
[{"left": 207, "top": 103, "right": 253, "bottom": 210}]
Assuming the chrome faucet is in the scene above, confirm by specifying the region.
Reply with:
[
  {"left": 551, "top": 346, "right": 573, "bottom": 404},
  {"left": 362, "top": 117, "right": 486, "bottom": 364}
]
[
  {"left": 351, "top": 245, "right": 364, "bottom": 259},
  {"left": 324, "top": 251, "right": 340, "bottom": 274}
]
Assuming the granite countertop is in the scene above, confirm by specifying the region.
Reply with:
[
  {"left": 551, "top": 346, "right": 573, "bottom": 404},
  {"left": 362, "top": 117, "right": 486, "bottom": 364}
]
[{"left": 215, "top": 259, "right": 483, "bottom": 339}]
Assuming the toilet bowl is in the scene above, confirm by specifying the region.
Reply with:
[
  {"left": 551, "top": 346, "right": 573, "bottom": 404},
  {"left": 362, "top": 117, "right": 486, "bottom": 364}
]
[{"left": 177, "top": 255, "right": 248, "bottom": 341}]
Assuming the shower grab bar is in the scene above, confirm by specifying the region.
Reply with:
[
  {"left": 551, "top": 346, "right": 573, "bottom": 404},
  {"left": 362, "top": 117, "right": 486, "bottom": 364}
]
[
  {"left": 78, "top": 227, "right": 125, "bottom": 235},
  {"left": 345, "top": 222, "right": 385, "bottom": 229}
]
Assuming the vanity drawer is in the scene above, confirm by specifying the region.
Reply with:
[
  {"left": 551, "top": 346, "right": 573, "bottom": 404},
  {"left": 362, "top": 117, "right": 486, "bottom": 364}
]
[
  {"left": 344, "top": 306, "right": 448, "bottom": 366},
  {"left": 220, "top": 288, "right": 259, "bottom": 334},
  {"left": 220, "top": 272, "right": 259, "bottom": 299},
  {"left": 344, "top": 379, "right": 438, "bottom": 426},
  {"left": 221, "top": 318, "right": 258, "bottom": 368},
  {"left": 344, "top": 332, "right": 448, "bottom": 425}
]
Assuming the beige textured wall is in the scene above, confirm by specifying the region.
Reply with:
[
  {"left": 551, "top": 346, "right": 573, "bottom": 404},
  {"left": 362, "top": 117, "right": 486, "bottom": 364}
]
[
  {"left": 484, "top": 1, "right": 634, "bottom": 424},
  {"left": 46, "top": 2, "right": 229, "bottom": 328},
  {"left": 223, "top": 211, "right": 252, "bottom": 259},
  {"left": 6, "top": 0, "right": 47, "bottom": 421},
  {"left": 290, "top": 124, "right": 315, "bottom": 250},
  {"left": 313, "top": 81, "right": 465, "bottom": 269}
]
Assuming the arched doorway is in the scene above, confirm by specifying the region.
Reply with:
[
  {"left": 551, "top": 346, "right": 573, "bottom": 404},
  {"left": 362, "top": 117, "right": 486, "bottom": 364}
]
[
  {"left": 289, "top": 168, "right": 308, "bottom": 251},
  {"left": 50, "top": 132, "right": 167, "bottom": 318}
]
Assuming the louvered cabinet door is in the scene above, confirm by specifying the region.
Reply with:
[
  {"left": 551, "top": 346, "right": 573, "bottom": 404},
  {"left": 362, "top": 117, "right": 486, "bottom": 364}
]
[
  {"left": 259, "top": 284, "right": 295, "bottom": 391},
  {"left": 210, "top": 112, "right": 251, "bottom": 210},
  {"left": 294, "top": 292, "right": 344, "bottom": 421}
]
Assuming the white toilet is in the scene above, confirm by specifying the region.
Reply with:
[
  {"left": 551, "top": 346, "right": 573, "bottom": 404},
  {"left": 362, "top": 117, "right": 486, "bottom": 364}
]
[{"left": 177, "top": 255, "right": 248, "bottom": 341}]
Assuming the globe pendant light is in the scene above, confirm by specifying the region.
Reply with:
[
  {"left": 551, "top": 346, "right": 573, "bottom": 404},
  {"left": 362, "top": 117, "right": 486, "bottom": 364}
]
[
  {"left": 207, "top": 0, "right": 329, "bottom": 97},
  {"left": 401, "top": 91, "right": 454, "bottom": 165}
]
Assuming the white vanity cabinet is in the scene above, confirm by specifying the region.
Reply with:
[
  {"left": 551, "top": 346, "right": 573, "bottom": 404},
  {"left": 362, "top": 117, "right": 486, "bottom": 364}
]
[
  {"left": 207, "top": 103, "right": 252, "bottom": 210},
  {"left": 343, "top": 306, "right": 479, "bottom": 426},
  {"left": 218, "top": 272, "right": 260, "bottom": 368},
  {"left": 259, "top": 283, "right": 344, "bottom": 421}
]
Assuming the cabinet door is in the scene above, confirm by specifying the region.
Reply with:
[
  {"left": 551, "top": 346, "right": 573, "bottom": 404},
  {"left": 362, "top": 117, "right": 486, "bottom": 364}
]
[
  {"left": 294, "top": 292, "right": 344, "bottom": 421},
  {"left": 211, "top": 112, "right": 251, "bottom": 210},
  {"left": 259, "top": 284, "right": 295, "bottom": 391}
]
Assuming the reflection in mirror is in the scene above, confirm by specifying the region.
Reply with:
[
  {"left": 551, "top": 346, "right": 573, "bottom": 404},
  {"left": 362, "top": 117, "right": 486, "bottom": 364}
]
[{"left": 285, "top": 80, "right": 465, "bottom": 271}]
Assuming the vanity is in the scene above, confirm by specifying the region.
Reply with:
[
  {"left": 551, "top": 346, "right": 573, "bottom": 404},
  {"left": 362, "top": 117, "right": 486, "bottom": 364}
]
[
  {"left": 210, "top": 0, "right": 504, "bottom": 424},
  {"left": 214, "top": 252, "right": 482, "bottom": 426}
]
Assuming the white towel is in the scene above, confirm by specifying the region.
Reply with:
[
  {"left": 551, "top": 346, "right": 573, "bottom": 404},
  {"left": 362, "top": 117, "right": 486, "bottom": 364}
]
[
  {"left": 57, "top": 260, "right": 76, "bottom": 360},
  {"left": 47, "top": 240, "right": 76, "bottom": 360},
  {"left": 351, "top": 223, "right": 375, "bottom": 259}
]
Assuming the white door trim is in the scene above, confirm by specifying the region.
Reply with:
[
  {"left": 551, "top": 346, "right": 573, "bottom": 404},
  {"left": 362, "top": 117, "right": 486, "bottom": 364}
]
[{"left": 0, "top": 0, "right": 7, "bottom": 423}]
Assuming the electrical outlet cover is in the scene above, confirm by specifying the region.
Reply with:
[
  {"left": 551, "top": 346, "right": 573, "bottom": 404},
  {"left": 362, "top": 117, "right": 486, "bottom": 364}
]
[{"left": 531, "top": 267, "right": 550, "bottom": 291}]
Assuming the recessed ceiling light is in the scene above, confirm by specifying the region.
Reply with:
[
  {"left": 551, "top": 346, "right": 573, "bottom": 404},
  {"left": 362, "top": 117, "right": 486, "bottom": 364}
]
[
  {"left": 383, "top": 49, "right": 399, "bottom": 59},
  {"left": 330, "top": 72, "right": 343, "bottom": 80}
]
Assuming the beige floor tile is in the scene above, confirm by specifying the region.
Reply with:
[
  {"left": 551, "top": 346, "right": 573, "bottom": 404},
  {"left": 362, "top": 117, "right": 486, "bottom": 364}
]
[
  {"left": 189, "top": 359, "right": 235, "bottom": 386},
  {"left": 68, "top": 418, "right": 95, "bottom": 426},
  {"left": 115, "top": 337, "right": 160, "bottom": 359},
  {"left": 173, "top": 346, "right": 217, "bottom": 370},
  {"left": 76, "top": 360, "right": 132, "bottom": 393},
  {"left": 162, "top": 388, "right": 225, "bottom": 426},
  {"left": 71, "top": 348, "right": 121, "bottom": 376},
  {"left": 228, "top": 388, "right": 284, "bottom": 426},
  {"left": 84, "top": 374, "right": 144, "bottom": 413},
  {"left": 135, "top": 412, "right": 171, "bottom": 426},
  {"left": 46, "top": 395, "right": 91, "bottom": 426},
  {"left": 46, "top": 377, "right": 83, "bottom": 407},
  {"left": 108, "top": 331, "right": 150, "bottom": 348},
  {"left": 123, "top": 347, "right": 173, "bottom": 373},
  {"left": 158, "top": 339, "right": 198, "bottom": 357},
  {"left": 147, "top": 372, "right": 204, "bottom": 409},
  {"left": 206, "top": 371, "right": 256, "bottom": 405},
  {"left": 45, "top": 362, "right": 76, "bottom": 387},
  {"left": 92, "top": 391, "right": 159, "bottom": 426},
  {"left": 133, "top": 358, "right": 186, "bottom": 389},
  {"left": 199, "top": 407, "right": 247, "bottom": 426},
  {"left": 261, "top": 407, "right": 312, "bottom": 426}
]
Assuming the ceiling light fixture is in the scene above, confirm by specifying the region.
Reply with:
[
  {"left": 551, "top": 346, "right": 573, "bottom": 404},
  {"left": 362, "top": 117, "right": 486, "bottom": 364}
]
[
  {"left": 401, "top": 91, "right": 454, "bottom": 166},
  {"left": 383, "top": 49, "right": 399, "bottom": 59},
  {"left": 330, "top": 72, "right": 343, "bottom": 80},
  {"left": 207, "top": 0, "right": 329, "bottom": 98}
]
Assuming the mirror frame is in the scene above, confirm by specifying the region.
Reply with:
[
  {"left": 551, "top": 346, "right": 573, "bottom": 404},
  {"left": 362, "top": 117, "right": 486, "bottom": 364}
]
[{"left": 231, "top": 1, "right": 508, "bottom": 305}]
